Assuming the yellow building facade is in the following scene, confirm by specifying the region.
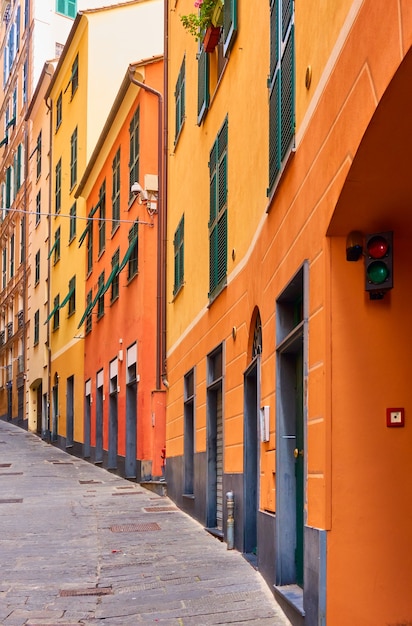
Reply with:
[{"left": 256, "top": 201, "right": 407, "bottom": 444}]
[{"left": 43, "top": 1, "right": 163, "bottom": 449}]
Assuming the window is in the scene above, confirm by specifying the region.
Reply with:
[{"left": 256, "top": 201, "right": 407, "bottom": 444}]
[
  {"left": 175, "top": 57, "right": 185, "bottom": 143},
  {"left": 111, "top": 248, "right": 120, "bottom": 302},
  {"left": 97, "top": 272, "right": 104, "bottom": 319},
  {"left": 56, "top": 92, "right": 62, "bottom": 130},
  {"left": 14, "top": 143, "right": 23, "bottom": 194},
  {"left": 52, "top": 227, "right": 61, "bottom": 264},
  {"left": 56, "top": 0, "right": 77, "bottom": 19},
  {"left": 70, "top": 127, "right": 77, "bottom": 188},
  {"left": 87, "top": 223, "right": 93, "bottom": 274},
  {"left": 69, "top": 202, "right": 76, "bottom": 241},
  {"left": 35, "top": 250, "right": 40, "bottom": 285},
  {"left": 112, "top": 148, "right": 120, "bottom": 231},
  {"left": 2, "top": 248, "right": 6, "bottom": 288},
  {"left": 20, "top": 216, "right": 25, "bottom": 263},
  {"left": 10, "top": 234, "right": 14, "bottom": 278},
  {"left": 36, "top": 131, "right": 42, "bottom": 178},
  {"left": 97, "top": 272, "right": 105, "bottom": 319},
  {"left": 34, "top": 310, "right": 39, "bottom": 345},
  {"left": 35, "top": 191, "right": 41, "bottom": 225},
  {"left": 268, "top": 0, "right": 295, "bottom": 193},
  {"left": 55, "top": 158, "right": 61, "bottom": 214},
  {"left": 85, "top": 290, "right": 92, "bottom": 334},
  {"left": 67, "top": 276, "right": 76, "bottom": 316},
  {"left": 129, "top": 108, "right": 139, "bottom": 201},
  {"left": 209, "top": 118, "right": 228, "bottom": 299},
  {"left": 184, "top": 368, "right": 195, "bottom": 495},
  {"left": 98, "top": 181, "right": 106, "bottom": 254},
  {"left": 197, "top": 0, "right": 237, "bottom": 125},
  {"left": 53, "top": 294, "right": 60, "bottom": 331},
  {"left": 127, "top": 222, "right": 138, "bottom": 280},
  {"left": 173, "top": 215, "right": 184, "bottom": 295},
  {"left": 22, "top": 60, "right": 27, "bottom": 104},
  {"left": 68, "top": 54, "right": 78, "bottom": 97}
]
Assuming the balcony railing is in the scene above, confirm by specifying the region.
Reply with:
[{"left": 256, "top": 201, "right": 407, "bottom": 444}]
[
  {"left": 7, "top": 322, "right": 13, "bottom": 341},
  {"left": 17, "top": 309, "right": 24, "bottom": 328},
  {"left": 6, "top": 364, "right": 12, "bottom": 382},
  {"left": 0, "top": 330, "right": 4, "bottom": 346}
]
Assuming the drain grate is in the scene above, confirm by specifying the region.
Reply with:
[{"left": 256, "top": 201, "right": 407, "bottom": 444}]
[
  {"left": 111, "top": 491, "right": 144, "bottom": 496},
  {"left": 79, "top": 479, "right": 102, "bottom": 484},
  {"left": 0, "top": 463, "right": 11, "bottom": 468},
  {"left": 144, "top": 506, "right": 177, "bottom": 512},
  {"left": 60, "top": 587, "right": 112, "bottom": 597},
  {"left": 51, "top": 461, "right": 74, "bottom": 465},
  {"left": 0, "top": 472, "right": 23, "bottom": 476},
  {"left": 110, "top": 522, "right": 161, "bottom": 533},
  {"left": 0, "top": 498, "right": 23, "bottom": 504}
]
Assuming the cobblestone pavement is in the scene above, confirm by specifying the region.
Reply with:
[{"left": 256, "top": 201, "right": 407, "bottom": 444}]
[{"left": 0, "top": 421, "right": 291, "bottom": 626}]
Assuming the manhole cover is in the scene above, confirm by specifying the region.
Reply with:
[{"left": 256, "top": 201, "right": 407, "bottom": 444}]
[
  {"left": 110, "top": 522, "right": 161, "bottom": 532},
  {"left": 60, "top": 587, "right": 112, "bottom": 597}
]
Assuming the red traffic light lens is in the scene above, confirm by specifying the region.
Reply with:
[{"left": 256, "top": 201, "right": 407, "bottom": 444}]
[
  {"left": 367, "top": 235, "right": 389, "bottom": 259},
  {"left": 367, "top": 260, "right": 389, "bottom": 284}
]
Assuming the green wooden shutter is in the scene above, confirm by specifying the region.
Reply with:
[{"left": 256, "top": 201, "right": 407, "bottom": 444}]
[
  {"left": 223, "top": 0, "right": 237, "bottom": 57},
  {"left": 209, "top": 118, "right": 228, "bottom": 297},
  {"left": 175, "top": 58, "right": 185, "bottom": 142},
  {"left": 281, "top": 25, "right": 294, "bottom": 162},
  {"left": 197, "top": 47, "right": 210, "bottom": 125},
  {"left": 268, "top": 0, "right": 295, "bottom": 194}
]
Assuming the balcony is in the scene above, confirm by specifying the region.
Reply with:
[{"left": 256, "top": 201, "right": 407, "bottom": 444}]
[
  {"left": 17, "top": 354, "right": 24, "bottom": 374},
  {"left": 0, "top": 330, "right": 4, "bottom": 346},
  {"left": 7, "top": 322, "right": 13, "bottom": 341},
  {"left": 17, "top": 309, "right": 24, "bottom": 328}
]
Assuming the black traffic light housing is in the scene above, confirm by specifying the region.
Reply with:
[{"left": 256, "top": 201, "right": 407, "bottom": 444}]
[{"left": 364, "top": 231, "right": 393, "bottom": 299}]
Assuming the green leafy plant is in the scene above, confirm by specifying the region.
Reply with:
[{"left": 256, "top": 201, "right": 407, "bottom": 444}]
[{"left": 180, "top": 0, "right": 219, "bottom": 41}]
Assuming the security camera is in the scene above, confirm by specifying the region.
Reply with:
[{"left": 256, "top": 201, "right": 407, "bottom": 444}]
[
  {"left": 131, "top": 181, "right": 148, "bottom": 203},
  {"left": 131, "top": 182, "right": 143, "bottom": 196}
]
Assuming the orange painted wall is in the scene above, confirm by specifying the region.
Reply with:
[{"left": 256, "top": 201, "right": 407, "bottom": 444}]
[
  {"left": 167, "top": 0, "right": 412, "bottom": 621},
  {"left": 82, "top": 61, "right": 165, "bottom": 477}
]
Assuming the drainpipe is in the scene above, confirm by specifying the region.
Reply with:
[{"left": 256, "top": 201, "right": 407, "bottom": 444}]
[
  {"left": 45, "top": 86, "right": 53, "bottom": 439},
  {"left": 128, "top": 66, "right": 165, "bottom": 391}
]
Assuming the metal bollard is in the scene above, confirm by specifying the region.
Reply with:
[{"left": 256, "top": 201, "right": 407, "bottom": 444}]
[{"left": 226, "top": 490, "right": 234, "bottom": 550}]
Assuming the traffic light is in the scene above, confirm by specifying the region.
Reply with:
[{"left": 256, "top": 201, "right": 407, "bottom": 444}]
[{"left": 364, "top": 231, "right": 393, "bottom": 299}]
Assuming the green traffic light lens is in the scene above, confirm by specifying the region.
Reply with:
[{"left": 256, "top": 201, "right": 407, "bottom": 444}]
[{"left": 367, "top": 260, "right": 389, "bottom": 284}]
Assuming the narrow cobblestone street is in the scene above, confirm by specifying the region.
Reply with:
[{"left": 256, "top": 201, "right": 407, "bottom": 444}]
[{"left": 0, "top": 421, "right": 291, "bottom": 625}]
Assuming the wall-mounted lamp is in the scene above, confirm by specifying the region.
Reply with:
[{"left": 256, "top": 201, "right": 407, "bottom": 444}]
[{"left": 346, "top": 231, "right": 363, "bottom": 261}]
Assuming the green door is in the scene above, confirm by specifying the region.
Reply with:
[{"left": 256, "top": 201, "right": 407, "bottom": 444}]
[{"left": 294, "top": 351, "right": 304, "bottom": 587}]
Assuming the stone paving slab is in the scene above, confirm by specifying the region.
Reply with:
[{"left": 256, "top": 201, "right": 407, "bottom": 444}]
[{"left": 0, "top": 420, "right": 291, "bottom": 625}]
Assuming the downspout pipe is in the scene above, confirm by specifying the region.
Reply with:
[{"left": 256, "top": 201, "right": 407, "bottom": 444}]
[{"left": 128, "top": 67, "right": 165, "bottom": 391}]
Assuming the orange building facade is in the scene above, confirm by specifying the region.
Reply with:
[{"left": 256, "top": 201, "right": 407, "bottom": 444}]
[
  {"left": 75, "top": 58, "right": 165, "bottom": 480},
  {"left": 165, "top": 1, "right": 412, "bottom": 624}
]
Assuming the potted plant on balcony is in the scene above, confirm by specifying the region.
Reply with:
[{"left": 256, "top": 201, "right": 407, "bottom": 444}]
[{"left": 180, "top": 0, "right": 223, "bottom": 52}]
